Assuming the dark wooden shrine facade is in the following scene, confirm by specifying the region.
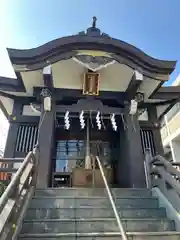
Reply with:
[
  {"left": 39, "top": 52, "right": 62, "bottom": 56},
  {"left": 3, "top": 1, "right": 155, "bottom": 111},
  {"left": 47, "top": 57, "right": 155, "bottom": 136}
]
[{"left": 0, "top": 18, "right": 179, "bottom": 188}]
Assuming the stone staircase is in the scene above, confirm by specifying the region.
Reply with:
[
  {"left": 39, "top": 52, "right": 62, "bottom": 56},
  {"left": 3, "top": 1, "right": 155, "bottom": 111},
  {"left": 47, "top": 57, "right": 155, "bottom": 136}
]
[{"left": 18, "top": 188, "right": 180, "bottom": 240}]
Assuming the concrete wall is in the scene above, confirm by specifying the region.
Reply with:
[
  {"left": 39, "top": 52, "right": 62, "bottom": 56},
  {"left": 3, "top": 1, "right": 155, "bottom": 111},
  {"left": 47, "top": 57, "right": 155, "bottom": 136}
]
[
  {"left": 161, "top": 107, "right": 180, "bottom": 162},
  {"left": 171, "top": 140, "right": 180, "bottom": 162},
  {"left": 161, "top": 110, "right": 180, "bottom": 146}
]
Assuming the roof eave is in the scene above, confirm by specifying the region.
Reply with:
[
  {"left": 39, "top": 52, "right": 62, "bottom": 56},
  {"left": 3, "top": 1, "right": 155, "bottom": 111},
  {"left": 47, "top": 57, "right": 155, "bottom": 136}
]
[{"left": 7, "top": 35, "right": 177, "bottom": 77}]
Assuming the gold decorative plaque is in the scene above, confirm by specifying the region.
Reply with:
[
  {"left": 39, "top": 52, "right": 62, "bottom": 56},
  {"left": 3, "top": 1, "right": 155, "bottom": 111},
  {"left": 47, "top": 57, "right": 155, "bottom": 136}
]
[{"left": 83, "top": 72, "right": 100, "bottom": 96}]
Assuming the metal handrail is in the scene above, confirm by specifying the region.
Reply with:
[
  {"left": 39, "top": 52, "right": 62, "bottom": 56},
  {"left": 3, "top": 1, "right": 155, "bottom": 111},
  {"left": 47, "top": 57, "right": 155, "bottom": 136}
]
[
  {"left": 93, "top": 155, "right": 128, "bottom": 240},
  {"left": 0, "top": 146, "right": 39, "bottom": 239},
  {"left": 0, "top": 152, "right": 32, "bottom": 212}
]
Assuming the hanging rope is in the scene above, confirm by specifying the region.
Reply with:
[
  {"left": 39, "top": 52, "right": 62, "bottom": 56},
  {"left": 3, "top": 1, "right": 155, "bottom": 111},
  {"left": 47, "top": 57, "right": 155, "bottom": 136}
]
[
  {"left": 90, "top": 110, "right": 94, "bottom": 128},
  {"left": 121, "top": 114, "right": 128, "bottom": 130}
]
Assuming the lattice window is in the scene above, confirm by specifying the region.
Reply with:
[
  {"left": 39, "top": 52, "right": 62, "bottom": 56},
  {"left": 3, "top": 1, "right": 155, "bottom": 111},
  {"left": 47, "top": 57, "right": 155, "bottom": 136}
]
[
  {"left": 140, "top": 129, "right": 155, "bottom": 156},
  {"left": 16, "top": 124, "right": 38, "bottom": 152}
]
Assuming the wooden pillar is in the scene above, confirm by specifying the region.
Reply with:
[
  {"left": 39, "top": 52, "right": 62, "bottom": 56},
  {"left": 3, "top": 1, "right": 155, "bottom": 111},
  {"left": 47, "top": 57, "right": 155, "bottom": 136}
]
[
  {"left": 118, "top": 122, "right": 131, "bottom": 187},
  {"left": 36, "top": 95, "right": 55, "bottom": 188},
  {"left": 4, "top": 123, "right": 19, "bottom": 158},
  {"left": 148, "top": 106, "right": 164, "bottom": 156},
  {"left": 118, "top": 113, "right": 146, "bottom": 188}
]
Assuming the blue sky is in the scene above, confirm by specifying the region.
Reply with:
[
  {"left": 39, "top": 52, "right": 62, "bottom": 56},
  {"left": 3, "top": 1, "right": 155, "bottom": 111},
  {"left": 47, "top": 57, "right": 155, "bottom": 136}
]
[
  {"left": 0, "top": 0, "right": 180, "bottom": 83},
  {"left": 0, "top": 0, "right": 180, "bottom": 152}
]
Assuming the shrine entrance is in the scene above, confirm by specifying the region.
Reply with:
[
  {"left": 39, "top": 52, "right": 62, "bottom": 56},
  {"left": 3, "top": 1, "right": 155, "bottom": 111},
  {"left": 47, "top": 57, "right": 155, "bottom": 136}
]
[{"left": 51, "top": 116, "right": 120, "bottom": 188}]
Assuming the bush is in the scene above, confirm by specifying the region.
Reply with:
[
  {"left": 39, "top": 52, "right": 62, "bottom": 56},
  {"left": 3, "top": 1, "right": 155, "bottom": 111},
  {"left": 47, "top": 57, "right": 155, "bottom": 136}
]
[{"left": 0, "top": 181, "right": 8, "bottom": 196}]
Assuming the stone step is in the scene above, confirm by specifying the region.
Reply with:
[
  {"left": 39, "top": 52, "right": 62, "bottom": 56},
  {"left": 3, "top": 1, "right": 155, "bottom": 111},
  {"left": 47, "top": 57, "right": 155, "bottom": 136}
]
[
  {"left": 21, "top": 218, "right": 175, "bottom": 233},
  {"left": 29, "top": 197, "right": 159, "bottom": 209},
  {"left": 25, "top": 207, "right": 166, "bottom": 220},
  {"left": 35, "top": 188, "right": 152, "bottom": 198},
  {"left": 18, "top": 232, "right": 180, "bottom": 240}
]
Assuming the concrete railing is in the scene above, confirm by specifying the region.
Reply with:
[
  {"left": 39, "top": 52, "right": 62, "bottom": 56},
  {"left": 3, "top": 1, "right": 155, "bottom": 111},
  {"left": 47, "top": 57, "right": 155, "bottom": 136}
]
[
  {"left": 144, "top": 149, "right": 180, "bottom": 212},
  {"left": 0, "top": 146, "right": 39, "bottom": 240}
]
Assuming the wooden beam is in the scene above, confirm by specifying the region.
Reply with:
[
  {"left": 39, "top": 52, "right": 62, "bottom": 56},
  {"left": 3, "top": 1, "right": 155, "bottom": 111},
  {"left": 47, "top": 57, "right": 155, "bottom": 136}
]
[
  {"left": 0, "top": 90, "right": 17, "bottom": 100},
  {"left": 33, "top": 87, "right": 127, "bottom": 103},
  {"left": 151, "top": 86, "right": 180, "bottom": 100},
  {"left": 0, "top": 100, "right": 9, "bottom": 119},
  {"left": 9, "top": 116, "right": 39, "bottom": 124},
  {"left": 0, "top": 72, "right": 26, "bottom": 92},
  {"left": 159, "top": 100, "right": 178, "bottom": 121},
  {"left": 126, "top": 70, "right": 143, "bottom": 100},
  {"left": 139, "top": 99, "right": 176, "bottom": 109},
  {"left": 139, "top": 121, "right": 160, "bottom": 129},
  {"left": 157, "top": 86, "right": 180, "bottom": 93}
]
